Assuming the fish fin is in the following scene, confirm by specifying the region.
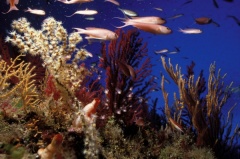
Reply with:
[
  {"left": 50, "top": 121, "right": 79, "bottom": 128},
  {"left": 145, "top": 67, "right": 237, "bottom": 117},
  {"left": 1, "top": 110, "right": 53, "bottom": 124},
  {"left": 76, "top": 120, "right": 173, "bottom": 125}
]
[
  {"left": 24, "top": 7, "right": 31, "bottom": 12},
  {"left": 85, "top": 27, "right": 98, "bottom": 30},
  {"left": 15, "top": 0, "right": 19, "bottom": 4},
  {"left": 112, "top": 16, "right": 127, "bottom": 21},
  {"left": 211, "top": 20, "right": 220, "bottom": 27},
  {"left": 85, "top": 36, "right": 105, "bottom": 40},
  {"left": 112, "top": 22, "right": 130, "bottom": 28},
  {"left": 65, "top": 13, "right": 75, "bottom": 17},
  {"left": 2, "top": 5, "right": 18, "bottom": 14},
  {"left": 72, "top": 28, "right": 86, "bottom": 34}
]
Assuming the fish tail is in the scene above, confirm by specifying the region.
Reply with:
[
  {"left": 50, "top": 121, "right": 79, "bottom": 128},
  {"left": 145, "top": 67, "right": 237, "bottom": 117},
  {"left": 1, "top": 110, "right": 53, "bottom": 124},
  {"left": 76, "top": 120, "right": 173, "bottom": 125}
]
[
  {"left": 112, "top": 21, "right": 131, "bottom": 28},
  {"left": 24, "top": 7, "right": 31, "bottom": 12},
  {"left": 65, "top": 13, "right": 75, "bottom": 17},
  {"left": 112, "top": 16, "right": 127, "bottom": 21},
  {"left": 2, "top": 5, "right": 18, "bottom": 14}
]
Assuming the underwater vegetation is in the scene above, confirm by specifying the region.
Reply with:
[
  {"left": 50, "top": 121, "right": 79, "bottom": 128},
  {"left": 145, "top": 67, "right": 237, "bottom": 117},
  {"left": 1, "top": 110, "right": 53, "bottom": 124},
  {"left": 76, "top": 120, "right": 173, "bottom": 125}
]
[{"left": 0, "top": 16, "right": 239, "bottom": 159}]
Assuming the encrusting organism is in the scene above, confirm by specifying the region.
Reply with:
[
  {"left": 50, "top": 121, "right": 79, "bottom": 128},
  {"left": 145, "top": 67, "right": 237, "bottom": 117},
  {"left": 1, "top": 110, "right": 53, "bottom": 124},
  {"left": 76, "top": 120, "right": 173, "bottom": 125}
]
[{"left": 37, "top": 133, "right": 64, "bottom": 159}]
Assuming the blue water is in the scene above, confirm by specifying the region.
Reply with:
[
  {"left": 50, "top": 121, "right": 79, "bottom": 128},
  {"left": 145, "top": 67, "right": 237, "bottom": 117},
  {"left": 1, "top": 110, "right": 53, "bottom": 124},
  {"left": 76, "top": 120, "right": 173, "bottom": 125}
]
[{"left": 1, "top": 0, "right": 240, "bottom": 128}]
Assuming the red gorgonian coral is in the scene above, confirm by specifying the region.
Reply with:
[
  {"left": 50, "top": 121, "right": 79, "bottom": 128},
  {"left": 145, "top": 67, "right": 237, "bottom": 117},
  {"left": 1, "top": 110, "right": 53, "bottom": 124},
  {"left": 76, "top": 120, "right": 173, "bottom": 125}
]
[{"left": 98, "top": 29, "right": 156, "bottom": 126}]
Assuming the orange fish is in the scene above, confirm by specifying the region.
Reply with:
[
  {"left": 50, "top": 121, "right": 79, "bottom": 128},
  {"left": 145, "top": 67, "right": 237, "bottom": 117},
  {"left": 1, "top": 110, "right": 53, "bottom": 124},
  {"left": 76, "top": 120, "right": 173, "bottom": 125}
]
[
  {"left": 73, "top": 27, "right": 118, "bottom": 41},
  {"left": 2, "top": 0, "right": 19, "bottom": 14},
  {"left": 115, "top": 16, "right": 166, "bottom": 25},
  {"left": 117, "top": 21, "right": 172, "bottom": 35}
]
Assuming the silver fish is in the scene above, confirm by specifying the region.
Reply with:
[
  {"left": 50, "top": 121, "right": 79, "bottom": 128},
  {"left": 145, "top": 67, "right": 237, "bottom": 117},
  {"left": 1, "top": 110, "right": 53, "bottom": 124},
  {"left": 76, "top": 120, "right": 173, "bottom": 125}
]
[
  {"left": 118, "top": 8, "right": 138, "bottom": 17},
  {"left": 179, "top": 28, "right": 202, "bottom": 34}
]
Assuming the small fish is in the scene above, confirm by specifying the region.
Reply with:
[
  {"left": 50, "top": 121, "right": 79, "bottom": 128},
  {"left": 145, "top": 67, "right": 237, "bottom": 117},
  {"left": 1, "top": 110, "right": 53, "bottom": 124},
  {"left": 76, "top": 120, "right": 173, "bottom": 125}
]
[
  {"left": 213, "top": 0, "right": 219, "bottom": 8},
  {"left": 168, "top": 51, "right": 178, "bottom": 54},
  {"left": 154, "top": 7, "right": 163, "bottom": 12},
  {"left": 105, "top": 0, "right": 120, "bottom": 6},
  {"left": 195, "top": 17, "right": 220, "bottom": 27},
  {"left": 66, "top": 9, "right": 98, "bottom": 17},
  {"left": 118, "top": 8, "right": 138, "bottom": 17},
  {"left": 227, "top": 15, "right": 240, "bottom": 26},
  {"left": 179, "top": 28, "right": 202, "bottom": 34},
  {"left": 134, "top": 117, "right": 145, "bottom": 127},
  {"left": 195, "top": 17, "right": 212, "bottom": 25},
  {"left": 169, "top": 118, "right": 184, "bottom": 132},
  {"left": 181, "top": 0, "right": 192, "bottom": 6},
  {"left": 168, "top": 13, "right": 184, "bottom": 20},
  {"left": 154, "top": 49, "right": 168, "bottom": 54},
  {"left": 117, "top": 60, "right": 136, "bottom": 79},
  {"left": 117, "top": 21, "right": 172, "bottom": 35},
  {"left": 73, "top": 27, "right": 118, "bottom": 41},
  {"left": 57, "top": 0, "right": 93, "bottom": 4},
  {"left": 2, "top": 0, "right": 19, "bottom": 14},
  {"left": 85, "top": 17, "right": 95, "bottom": 20},
  {"left": 25, "top": 8, "right": 46, "bottom": 15}
]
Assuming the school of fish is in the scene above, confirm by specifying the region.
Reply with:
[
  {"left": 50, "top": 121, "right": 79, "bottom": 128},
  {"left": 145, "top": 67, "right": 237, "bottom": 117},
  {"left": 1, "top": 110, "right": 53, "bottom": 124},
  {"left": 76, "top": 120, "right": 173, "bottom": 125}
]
[{"left": 1, "top": 0, "right": 239, "bottom": 48}]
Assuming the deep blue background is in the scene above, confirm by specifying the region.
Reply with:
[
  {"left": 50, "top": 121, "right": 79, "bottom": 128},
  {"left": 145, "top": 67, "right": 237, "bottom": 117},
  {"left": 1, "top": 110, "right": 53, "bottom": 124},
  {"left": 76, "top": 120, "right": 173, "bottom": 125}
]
[{"left": 1, "top": 0, "right": 240, "bottom": 127}]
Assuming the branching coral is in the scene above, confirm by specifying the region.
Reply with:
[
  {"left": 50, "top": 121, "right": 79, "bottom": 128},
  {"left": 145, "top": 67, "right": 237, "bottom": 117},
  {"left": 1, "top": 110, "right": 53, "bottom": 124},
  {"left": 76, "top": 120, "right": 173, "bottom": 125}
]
[
  {"left": 99, "top": 29, "right": 156, "bottom": 126},
  {"left": 6, "top": 17, "right": 91, "bottom": 97},
  {"left": 0, "top": 54, "right": 39, "bottom": 112},
  {"left": 160, "top": 57, "right": 239, "bottom": 158}
]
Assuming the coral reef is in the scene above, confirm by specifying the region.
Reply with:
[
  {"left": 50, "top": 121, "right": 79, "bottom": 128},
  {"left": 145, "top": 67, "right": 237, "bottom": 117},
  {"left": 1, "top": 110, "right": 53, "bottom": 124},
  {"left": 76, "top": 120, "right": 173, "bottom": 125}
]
[{"left": 0, "top": 16, "right": 238, "bottom": 159}]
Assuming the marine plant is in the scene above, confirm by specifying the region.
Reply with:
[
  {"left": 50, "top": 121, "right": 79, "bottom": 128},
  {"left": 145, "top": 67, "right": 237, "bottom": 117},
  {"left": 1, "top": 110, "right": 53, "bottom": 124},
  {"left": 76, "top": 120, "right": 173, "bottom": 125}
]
[{"left": 160, "top": 57, "right": 239, "bottom": 158}]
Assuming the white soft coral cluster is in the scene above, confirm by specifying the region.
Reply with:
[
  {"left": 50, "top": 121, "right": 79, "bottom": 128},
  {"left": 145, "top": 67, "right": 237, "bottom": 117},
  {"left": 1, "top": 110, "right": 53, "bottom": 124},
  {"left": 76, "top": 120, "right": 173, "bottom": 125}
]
[{"left": 6, "top": 17, "right": 92, "bottom": 93}]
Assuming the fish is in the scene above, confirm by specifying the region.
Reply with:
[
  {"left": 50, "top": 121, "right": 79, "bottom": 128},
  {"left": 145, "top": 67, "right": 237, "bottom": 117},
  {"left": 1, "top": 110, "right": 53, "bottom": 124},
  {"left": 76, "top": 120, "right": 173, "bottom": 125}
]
[
  {"left": 73, "top": 27, "right": 118, "bottom": 41},
  {"left": 25, "top": 8, "right": 46, "bottom": 15},
  {"left": 56, "top": 0, "right": 93, "bottom": 4},
  {"left": 168, "top": 13, "right": 184, "bottom": 20},
  {"left": 169, "top": 118, "right": 184, "bottom": 132},
  {"left": 105, "top": 0, "right": 120, "bottom": 6},
  {"left": 85, "top": 17, "right": 95, "bottom": 20},
  {"left": 227, "top": 15, "right": 240, "bottom": 26},
  {"left": 134, "top": 117, "right": 145, "bottom": 127},
  {"left": 154, "top": 7, "right": 163, "bottom": 12},
  {"left": 118, "top": 8, "right": 138, "bottom": 17},
  {"left": 179, "top": 28, "right": 202, "bottom": 34},
  {"left": 117, "top": 60, "right": 136, "bottom": 79},
  {"left": 195, "top": 17, "right": 220, "bottom": 27},
  {"left": 114, "top": 16, "right": 166, "bottom": 25},
  {"left": 181, "top": 0, "right": 192, "bottom": 6},
  {"left": 195, "top": 17, "right": 212, "bottom": 25},
  {"left": 2, "top": 0, "right": 19, "bottom": 14},
  {"left": 129, "top": 16, "right": 166, "bottom": 25},
  {"left": 66, "top": 9, "right": 98, "bottom": 17},
  {"left": 117, "top": 21, "right": 172, "bottom": 35},
  {"left": 154, "top": 49, "right": 168, "bottom": 54},
  {"left": 213, "top": 0, "right": 219, "bottom": 8}
]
